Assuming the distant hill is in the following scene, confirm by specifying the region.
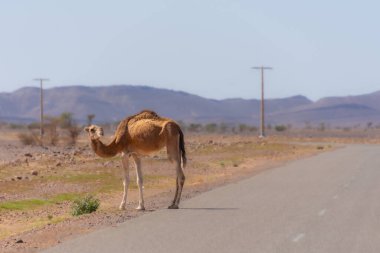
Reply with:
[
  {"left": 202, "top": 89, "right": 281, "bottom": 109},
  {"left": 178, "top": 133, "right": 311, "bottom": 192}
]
[{"left": 1, "top": 85, "right": 380, "bottom": 127}]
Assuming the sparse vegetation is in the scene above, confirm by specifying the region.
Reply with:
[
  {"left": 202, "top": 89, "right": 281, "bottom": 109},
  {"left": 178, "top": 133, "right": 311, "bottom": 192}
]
[
  {"left": 18, "top": 131, "right": 41, "bottom": 145},
  {"left": 44, "top": 116, "right": 60, "bottom": 146},
  {"left": 319, "top": 122, "right": 326, "bottom": 132},
  {"left": 18, "top": 112, "right": 82, "bottom": 146},
  {"left": 304, "top": 121, "right": 312, "bottom": 130},
  {"left": 5, "top": 123, "right": 380, "bottom": 250},
  {"left": 275, "top": 125, "right": 287, "bottom": 132},
  {"left": 178, "top": 122, "right": 261, "bottom": 134},
  {"left": 9, "top": 123, "right": 25, "bottom": 129},
  {"left": 67, "top": 125, "right": 81, "bottom": 145},
  {"left": 239, "top": 124, "right": 249, "bottom": 133},
  {"left": 27, "top": 122, "right": 41, "bottom": 130},
  {"left": 205, "top": 123, "right": 218, "bottom": 133},
  {"left": 59, "top": 112, "right": 74, "bottom": 129},
  {"left": 343, "top": 127, "right": 351, "bottom": 132},
  {"left": 0, "top": 199, "right": 49, "bottom": 211},
  {"left": 187, "top": 123, "right": 203, "bottom": 132},
  {"left": 219, "top": 123, "right": 228, "bottom": 133},
  {"left": 59, "top": 112, "right": 81, "bottom": 145},
  {"left": 248, "top": 126, "right": 258, "bottom": 132},
  {"left": 0, "top": 193, "right": 79, "bottom": 211}
]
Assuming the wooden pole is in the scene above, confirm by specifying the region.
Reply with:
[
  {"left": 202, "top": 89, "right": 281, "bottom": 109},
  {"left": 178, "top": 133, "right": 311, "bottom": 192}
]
[{"left": 251, "top": 66, "right": 272, "bottom": 138}]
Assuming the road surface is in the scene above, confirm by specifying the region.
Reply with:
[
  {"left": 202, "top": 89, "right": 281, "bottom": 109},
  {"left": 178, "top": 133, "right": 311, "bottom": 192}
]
[{"left": 43, "top": 145, "right": 380, "bottom": 253}]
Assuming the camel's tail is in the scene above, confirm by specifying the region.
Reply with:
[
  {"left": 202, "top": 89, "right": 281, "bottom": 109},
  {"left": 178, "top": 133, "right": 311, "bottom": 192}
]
[{"left": 178, "top": 127, "right": 187, "bottom": 169}]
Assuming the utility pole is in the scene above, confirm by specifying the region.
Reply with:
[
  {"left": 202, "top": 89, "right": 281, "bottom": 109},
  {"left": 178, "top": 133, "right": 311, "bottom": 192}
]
[
  {"left": 33, "top": 78, "right": 49, "bottom": 141},
  {"left": 252, "top": 66, "right": 272, "bottom": 138}
]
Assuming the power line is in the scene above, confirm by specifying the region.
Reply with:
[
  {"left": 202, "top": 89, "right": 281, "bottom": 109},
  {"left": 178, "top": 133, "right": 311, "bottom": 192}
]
[
  {"left": 33, "top": 78, "right": 49, "bottom": 142},
  {"left": 252, "top": 66, "right": 272, "bottom": 138}
]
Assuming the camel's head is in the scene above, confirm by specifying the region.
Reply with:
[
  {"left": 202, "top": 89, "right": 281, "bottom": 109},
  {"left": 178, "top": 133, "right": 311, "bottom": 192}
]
[{"left": 84, "top": 125, "right": 104, "bottom": 140}]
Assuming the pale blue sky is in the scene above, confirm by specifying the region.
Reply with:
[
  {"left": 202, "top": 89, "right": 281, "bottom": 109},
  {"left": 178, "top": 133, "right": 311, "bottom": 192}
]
[{"left": 1, "top": 0, "right": 380, "bottom": 100}]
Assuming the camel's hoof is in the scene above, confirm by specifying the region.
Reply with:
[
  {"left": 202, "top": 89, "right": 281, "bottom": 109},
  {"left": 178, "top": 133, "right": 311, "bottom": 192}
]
[
  {"left": 168, "top": 204, "right": 179, "bottom": 209},
  {"left": 136, "top": 206, "right": 145, "bottom": 211},
  {"left": 119, "top": 204, "right": 126, "bottom": 210}
]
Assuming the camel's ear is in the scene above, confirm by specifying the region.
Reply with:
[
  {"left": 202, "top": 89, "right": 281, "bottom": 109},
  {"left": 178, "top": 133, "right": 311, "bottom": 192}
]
[{"left": 84, "top": 126, "right": 90, "bottom": 132}]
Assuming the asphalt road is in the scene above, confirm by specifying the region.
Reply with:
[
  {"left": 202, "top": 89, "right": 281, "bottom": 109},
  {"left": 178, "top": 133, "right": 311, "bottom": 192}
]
[{"left": 42, "top": 145, "right": 380, "bottom": 253}]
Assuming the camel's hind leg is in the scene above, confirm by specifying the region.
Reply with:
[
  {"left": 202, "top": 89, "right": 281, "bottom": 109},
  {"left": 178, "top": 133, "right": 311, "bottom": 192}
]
[
  {"left": 132, "top": 154, "right": 145, "bottom": 210},
  {"left": 119, "top": 153, "right": 130, "bottom": 210},
  {"left": 168, "top": 161, "right": 185, "bottom": 209},
  {"left": 167, "top": 134, "right": 185, "bottom": 209}
]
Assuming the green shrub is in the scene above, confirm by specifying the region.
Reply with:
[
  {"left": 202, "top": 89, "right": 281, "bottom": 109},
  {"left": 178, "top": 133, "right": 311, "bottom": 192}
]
[
  {"left": 188, "top": 123, "right": 202, "bottom": 132},
  {"left": 9, "top": 123, "right": 25, "bottom": 129},
  {"left": 71, "top": 195, "right": 100, "bottom": 216},
  {"left": 275, "top": 125, "right": 287, "bottom": 132},
  {"left": 205, "top": 123, "right": 218, "bottom": 133},
  {"left": 27, "top": 122, "right": 40, "bottom": 130},
  {"left": 219, "top": 123, "right": 229, "bottom": 133},
  {"left": 239, "top": 124, "right": 248, "bottom": 133}
]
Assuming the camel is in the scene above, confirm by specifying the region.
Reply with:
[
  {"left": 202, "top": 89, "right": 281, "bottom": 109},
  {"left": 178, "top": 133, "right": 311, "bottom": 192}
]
[{"left": 84, "top": 110, "right": 186, "bottom": 210}]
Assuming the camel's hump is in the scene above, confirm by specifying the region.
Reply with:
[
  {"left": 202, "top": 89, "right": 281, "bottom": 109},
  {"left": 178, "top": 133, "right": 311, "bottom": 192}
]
[{"left": 115, "top": 110, "right": 161, "bottom": 144}]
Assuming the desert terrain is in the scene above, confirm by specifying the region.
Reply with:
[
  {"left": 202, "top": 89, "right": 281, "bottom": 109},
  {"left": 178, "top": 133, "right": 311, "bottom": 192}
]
[{"left": 1, "top": 126, "right": 379, "bottom": 253}]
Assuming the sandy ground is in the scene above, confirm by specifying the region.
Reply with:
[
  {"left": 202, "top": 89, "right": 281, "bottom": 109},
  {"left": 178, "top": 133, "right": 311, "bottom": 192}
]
[{"left": 0, "top": 130, "right": 336, "bottom": 253}]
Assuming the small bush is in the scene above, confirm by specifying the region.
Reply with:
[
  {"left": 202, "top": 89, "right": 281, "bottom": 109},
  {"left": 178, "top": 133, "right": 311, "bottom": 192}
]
[
  {"left": 18, "top": 132, "right": 41, "bottom": 145},
  {"left": 205, "top": 123, "right": 218, "bottom": 133},
  {"left": 27, "top": 122, "right": 40, "bottom": 130},
  {"left": 219, "top": 123, "right": 229, "bottom": 133},
  {"left": 44, "top": 116, "right": 60, "bottom": 146},
  {"left": 67, "top": 126, "right": 81, "bottom": 145},
  {"left": 187, "top": 123, "right": 202, "bottom": 132},
  {"left": 9, "top": 123, "right": 25, "bottom": 129},
  {"left": 239, "top": 124, "right": 249, "bottom": 133},
  {"left": 275, "top": 125, "right": 287, "bottom": 132},
  {"left": 18, "top": 133, "right": 35, "bottom": 145},
  {"left": 71, "top": 195, "right": 100, "bottom": 216}
]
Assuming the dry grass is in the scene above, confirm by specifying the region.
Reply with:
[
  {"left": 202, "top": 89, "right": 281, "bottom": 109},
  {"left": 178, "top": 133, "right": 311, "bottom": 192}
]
[{"left": 17, "top": 132, "right": 41, "bottom": 146}]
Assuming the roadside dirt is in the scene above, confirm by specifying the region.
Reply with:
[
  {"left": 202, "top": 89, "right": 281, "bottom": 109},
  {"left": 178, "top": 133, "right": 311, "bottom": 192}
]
[{"left": 0, "top": 132, "right": 331, "bottom": 253}]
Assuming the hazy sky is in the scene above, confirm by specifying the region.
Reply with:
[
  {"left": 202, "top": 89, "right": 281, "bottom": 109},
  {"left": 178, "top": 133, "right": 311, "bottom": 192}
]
[{"left": 1, "top": 0, "right": 380, "bottom": 100}]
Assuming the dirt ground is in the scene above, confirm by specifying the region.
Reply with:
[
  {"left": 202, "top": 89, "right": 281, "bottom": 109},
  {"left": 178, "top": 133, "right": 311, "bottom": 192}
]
[{"left": 0, "top": 129, "right": 345, "bottom": 253}]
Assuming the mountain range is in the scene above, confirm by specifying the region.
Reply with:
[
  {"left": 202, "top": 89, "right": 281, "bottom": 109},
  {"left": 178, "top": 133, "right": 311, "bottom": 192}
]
[{"left": 1, "top": 85, "right": 380, "bottom": 127}]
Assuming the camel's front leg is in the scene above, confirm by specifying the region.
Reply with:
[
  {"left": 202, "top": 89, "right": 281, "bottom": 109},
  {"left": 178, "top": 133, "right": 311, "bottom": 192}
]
[
  {"left": 132, "top": 154, "right": 145, "bottom": 210},
  {"left": 119, "top": 153, "right": 130, "bottom": 210}
]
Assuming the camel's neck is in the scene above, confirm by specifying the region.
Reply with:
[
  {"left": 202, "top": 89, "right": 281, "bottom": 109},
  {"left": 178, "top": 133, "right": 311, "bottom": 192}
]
[{"left": 90, "top": 138, "right": 125, "bottom": 158}]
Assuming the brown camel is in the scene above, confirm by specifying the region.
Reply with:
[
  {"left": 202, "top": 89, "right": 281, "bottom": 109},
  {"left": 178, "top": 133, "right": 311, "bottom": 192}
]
[{"left": 84, "top": 110, "right": 186, "bottom": 210}]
